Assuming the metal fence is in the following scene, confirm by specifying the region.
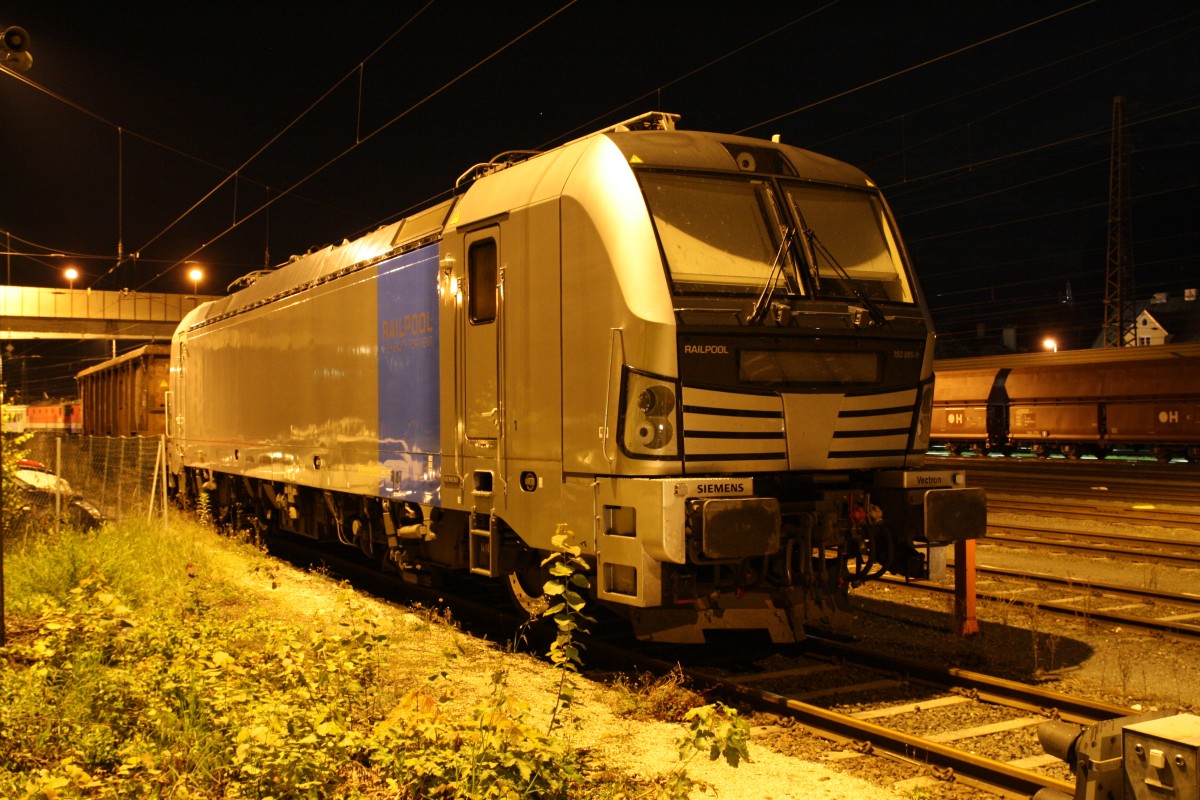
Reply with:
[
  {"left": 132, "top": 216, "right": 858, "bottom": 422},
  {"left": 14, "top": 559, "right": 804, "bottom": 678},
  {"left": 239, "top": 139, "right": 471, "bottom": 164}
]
[{"left": 23, "top": 433, "right": 166, "bottom": 522}]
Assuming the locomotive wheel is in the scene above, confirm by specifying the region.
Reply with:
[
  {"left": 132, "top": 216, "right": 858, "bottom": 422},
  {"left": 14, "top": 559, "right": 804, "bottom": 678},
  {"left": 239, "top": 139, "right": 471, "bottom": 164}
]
[
  {"left": 506, "top": 564, "right": 550, "bottom": 618},
  {"left": 351, "top": 517, "right": 374, "bottom": 558}
]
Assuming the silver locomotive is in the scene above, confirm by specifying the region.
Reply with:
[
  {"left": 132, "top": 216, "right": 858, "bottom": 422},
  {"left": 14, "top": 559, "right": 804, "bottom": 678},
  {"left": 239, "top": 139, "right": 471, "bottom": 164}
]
[{"left": 168, "top": 112, "right": 985, "bottom": 642}]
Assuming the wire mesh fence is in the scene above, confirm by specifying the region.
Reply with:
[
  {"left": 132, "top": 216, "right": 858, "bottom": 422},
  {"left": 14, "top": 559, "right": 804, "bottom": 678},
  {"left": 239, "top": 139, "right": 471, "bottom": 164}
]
[{"left": 22, "top": 433, "right": 166, "bottom": 523}]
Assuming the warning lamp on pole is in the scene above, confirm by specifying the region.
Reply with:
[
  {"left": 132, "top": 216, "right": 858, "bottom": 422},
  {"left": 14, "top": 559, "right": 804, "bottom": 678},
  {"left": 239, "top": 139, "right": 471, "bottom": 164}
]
[{"left": 2, "top": 25, "right": 32, "bottom": 72}]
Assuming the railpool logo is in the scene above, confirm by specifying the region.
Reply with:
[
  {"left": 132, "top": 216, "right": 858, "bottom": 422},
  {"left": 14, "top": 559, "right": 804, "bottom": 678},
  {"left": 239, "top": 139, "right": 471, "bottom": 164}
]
[
  {"left": 381, "top": 311, "right": 434, "bottom": 353},
  {"left": 684, "top": 344, "right": 730, "bottom": 355},
  {"left": 382, "top": 312, "right": 433, "bottom": 339}
]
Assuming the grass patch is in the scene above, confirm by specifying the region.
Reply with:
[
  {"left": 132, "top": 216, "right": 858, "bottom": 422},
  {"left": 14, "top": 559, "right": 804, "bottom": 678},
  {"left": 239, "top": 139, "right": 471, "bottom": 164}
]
[
  {"left": 0, "top": 519, "right": 590, "bottom": 798},
  {"left": 609, "top": 665, "right": 708, "bottom": 723},
  {"left": 0, "top": 517, "right": 748, "bottom": 799}
]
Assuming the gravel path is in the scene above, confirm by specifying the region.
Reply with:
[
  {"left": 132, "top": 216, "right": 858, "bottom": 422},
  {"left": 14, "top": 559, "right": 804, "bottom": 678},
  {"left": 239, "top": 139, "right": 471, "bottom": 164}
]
[{"left": 215, "top": 507, "right": 1200, "bottom": 799}]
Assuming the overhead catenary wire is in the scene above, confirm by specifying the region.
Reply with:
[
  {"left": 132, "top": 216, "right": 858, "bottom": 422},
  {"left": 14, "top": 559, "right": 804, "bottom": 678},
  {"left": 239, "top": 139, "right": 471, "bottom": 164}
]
[
  {"left": 132, "top": 0, "right": 579, "bottom": 293},
  {"left": 734, "top": 0, "right": 1101, "bottom": 137},
  {"left": 2, "top": 3, "right": 1196, "bottom": 388},
  {"left": 5, "top": 1, "right": 585, "bottom": 372}
]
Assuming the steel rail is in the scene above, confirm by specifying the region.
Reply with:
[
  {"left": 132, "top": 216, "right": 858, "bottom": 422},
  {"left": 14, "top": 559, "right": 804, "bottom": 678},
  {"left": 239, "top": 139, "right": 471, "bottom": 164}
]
[
  {"left": 799, "top": 637, "right": 1130, "bottom": 724},
  {"left": 681, "top": 662, "right": 1077, "bottom": 799},
  {"left": 948, "top": 457, "right": 1200, "bottom": 504},
  {"left": 986, "top": 498, "right": 1200, "bottom": 531},
  {"left": 983, "top": 527, "right": 1200, "bottom": 568},
  {"left": 969, "top": 564, "right": 1200, "bottom": 606},
  {"left": 881, "top": 576, "right": 1200, "bottom": 639}
]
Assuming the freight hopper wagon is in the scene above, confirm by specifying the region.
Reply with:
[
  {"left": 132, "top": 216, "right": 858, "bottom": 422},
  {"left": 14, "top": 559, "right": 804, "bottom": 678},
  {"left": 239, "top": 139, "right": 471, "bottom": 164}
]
[
  {"left": 168, "top": 113, "right": 986, "bottom": 643},
  {"left": 932, "top": 343, "right": 1200, "bottom": 461},
  {"left": 77, "top": 344, "right": 170, "bottom": 437}
]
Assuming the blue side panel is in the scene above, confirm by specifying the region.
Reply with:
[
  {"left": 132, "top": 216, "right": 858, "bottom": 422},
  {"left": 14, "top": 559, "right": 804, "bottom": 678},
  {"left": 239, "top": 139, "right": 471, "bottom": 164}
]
[{"left": 377, "top": 244, "right": 441, "bottom": 502}]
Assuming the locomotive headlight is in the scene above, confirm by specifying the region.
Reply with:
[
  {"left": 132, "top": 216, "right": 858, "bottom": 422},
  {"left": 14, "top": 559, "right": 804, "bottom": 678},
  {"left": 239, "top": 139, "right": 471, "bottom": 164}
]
[
  {"left": 637, "top": 384, "right": 675, "bottom": 417},
  {"left": 621, "top": 370, "right": 679, "bottom": 458},
  {"left": 635, "top": 418, "right": 674, "bottom": 449}
]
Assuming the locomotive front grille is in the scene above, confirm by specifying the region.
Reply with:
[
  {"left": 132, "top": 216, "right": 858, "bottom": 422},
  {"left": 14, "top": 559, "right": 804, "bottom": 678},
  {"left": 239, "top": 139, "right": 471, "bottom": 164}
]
[
  {"left": 681, "top": 386, "right": 788, "bottom": 471},
  {"left": 826, "top": 388, "right": 920, "bottom": 467},
  {"left": 681, "top": 385, "right": 918, "bottom": 472}
]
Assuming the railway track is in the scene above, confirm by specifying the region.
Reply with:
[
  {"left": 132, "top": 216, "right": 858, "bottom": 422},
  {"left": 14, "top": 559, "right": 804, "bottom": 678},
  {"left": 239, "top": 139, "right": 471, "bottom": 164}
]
[
  {"left": 882, "top": 568, "right": 1200, "bottom": 641},
  {"left": 934, "top": 455, "right": 1200, "bottom": 505},
  {"left": 982, "top": 524, "right": 1200, "bottom": 568},
  {"left": 630, "top": 638, "right": 1126, "bottom": 799},
  {"left": 263, "top": 530, "right": 1126, "bottom": 799},
  {"left": 903, "top": 501, "right": 1200, "bottom": 640},
  {"left": 986, "top": 497, "right": 1200, "bottom": 531}
]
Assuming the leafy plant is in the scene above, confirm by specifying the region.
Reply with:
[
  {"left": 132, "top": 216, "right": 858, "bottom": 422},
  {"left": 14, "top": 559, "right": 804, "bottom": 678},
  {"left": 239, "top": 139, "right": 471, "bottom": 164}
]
[
  {"left": 540, "top": 524, "right": 595, "bottom": 733},
  {"left": 650, "top": 702, "right": 752, "bottom": 800},
  {"left": 195, "top": 489, "right": 213, "bottom": 526},
  {"left": 678, "top": 702, "right": 751, "bottom": 767},
  {"left": 0, "top": 515, "right": 748, "bottom": 799},
  {"left": 370, "top": 671, "right": 581, "bottom": 798}
]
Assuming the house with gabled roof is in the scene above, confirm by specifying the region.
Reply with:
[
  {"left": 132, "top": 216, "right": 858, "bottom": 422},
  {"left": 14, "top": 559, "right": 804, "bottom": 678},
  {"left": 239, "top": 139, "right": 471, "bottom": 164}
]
[{"left": 1089, "top": 288, "right": 1200, "bottom": 347}]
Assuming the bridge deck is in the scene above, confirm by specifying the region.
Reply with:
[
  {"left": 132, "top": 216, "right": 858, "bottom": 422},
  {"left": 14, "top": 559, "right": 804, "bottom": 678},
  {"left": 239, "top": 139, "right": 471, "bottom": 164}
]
[{"left": 1, "top": 285, "right": 217, "bottom": 340}]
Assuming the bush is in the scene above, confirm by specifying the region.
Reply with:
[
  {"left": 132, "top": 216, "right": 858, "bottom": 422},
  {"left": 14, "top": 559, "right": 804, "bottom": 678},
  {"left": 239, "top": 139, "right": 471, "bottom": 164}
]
[
  {"left": 0, "top": 517, "right": 747, "bottom": 799},
  {"left": 0, "top": 566, "right": 390, "bottom": 798},
  {"left": 0, "top": 521, "right": 591, "bottom": 799}
]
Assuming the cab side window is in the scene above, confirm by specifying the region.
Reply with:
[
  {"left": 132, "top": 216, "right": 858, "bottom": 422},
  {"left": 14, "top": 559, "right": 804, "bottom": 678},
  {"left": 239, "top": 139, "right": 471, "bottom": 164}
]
[{"left": 468, "top": 239, "right": 497, "bottom": 323}]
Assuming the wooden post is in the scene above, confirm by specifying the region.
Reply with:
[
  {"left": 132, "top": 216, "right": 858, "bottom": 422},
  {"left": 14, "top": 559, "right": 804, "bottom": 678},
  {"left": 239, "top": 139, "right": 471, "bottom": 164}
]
[{"left": 954, "top": 538, "right": 980, "bottom": 637}]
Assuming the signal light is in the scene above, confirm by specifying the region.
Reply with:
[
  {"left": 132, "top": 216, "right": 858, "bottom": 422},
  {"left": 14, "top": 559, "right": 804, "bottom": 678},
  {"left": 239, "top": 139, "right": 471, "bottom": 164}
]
[{"left": 2, "top": 26, "right": 32, "bottom": 72}]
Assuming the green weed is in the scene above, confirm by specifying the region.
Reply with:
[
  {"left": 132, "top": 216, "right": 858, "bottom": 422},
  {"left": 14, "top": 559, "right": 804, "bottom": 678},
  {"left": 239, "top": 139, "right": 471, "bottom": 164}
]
[{"left": 540, "top": 524, "right": 595, "bottom": 733}]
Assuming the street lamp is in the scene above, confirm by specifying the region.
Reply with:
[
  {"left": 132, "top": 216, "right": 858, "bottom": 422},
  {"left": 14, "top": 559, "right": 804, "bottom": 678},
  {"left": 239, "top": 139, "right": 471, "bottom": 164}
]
[
  {"left": 187, "top": 265, "right": 203, "bottom": 296},
  {"left": 1043, "top": 338, "right": 1058, "bottom": 353},
  {"left": 64, "top": 266, "right": 78, "bottom": 291}
]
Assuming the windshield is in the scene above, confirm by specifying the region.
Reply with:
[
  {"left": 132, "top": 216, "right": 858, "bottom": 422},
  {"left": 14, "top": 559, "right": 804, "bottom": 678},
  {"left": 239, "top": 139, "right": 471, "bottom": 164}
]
[
  {"left": 785, "top": 183, "right": 913, "bottom": 303},
  {"left": 15, "top": 468, "right": 75, "bottom": 494},
  {"left": 640, "top": 173, "right": 795, "bottom": 295}
]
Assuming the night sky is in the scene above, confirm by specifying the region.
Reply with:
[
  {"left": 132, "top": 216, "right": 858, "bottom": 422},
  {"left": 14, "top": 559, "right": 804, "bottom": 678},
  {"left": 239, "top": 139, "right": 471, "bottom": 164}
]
[{"left": 2, "top": 1, "right": 1198, "bottom": 397}]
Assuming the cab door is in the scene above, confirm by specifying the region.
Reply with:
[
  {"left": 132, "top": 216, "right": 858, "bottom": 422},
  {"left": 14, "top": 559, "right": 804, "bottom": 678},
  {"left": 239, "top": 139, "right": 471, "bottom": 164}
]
[
  {"left": 463, "top": 227, "right": 501, "bottom": 450},
  {"left": 460, "top": 227, "right": 505, "bottom": 575}
]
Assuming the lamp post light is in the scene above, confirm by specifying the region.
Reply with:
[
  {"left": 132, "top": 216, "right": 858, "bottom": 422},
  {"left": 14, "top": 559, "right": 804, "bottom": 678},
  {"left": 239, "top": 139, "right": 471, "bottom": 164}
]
[
  {"left": 64, "top": 266, "right": 78, "bottom": 291},
  {"left": 1043, "top": 338, "right": 1058, "bottom": 353},
  {"left": 188, "top": 266, "right": 203, "bottom": 296}
]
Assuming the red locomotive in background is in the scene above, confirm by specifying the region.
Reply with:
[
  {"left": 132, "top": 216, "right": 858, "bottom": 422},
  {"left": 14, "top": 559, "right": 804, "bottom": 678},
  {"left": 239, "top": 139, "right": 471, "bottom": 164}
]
[{"left": 1, "top": 400, "right": 82, "bottom": 435}]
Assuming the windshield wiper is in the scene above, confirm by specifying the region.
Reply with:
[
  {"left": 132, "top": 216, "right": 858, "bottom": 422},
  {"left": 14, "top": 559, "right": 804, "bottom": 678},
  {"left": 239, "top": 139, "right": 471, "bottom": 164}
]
[
  {"left": 802, "top": 227, "right": 887, "bottom": 327},
  {"left": 746, "top": 227, "right": 794, "bottom": 325}
]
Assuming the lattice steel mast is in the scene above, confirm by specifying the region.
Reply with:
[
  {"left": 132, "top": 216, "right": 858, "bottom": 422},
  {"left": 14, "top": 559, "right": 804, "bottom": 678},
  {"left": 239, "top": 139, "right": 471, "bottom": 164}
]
[{"left": 1102, "top": 96, "right": 1135, "bottom": 348}]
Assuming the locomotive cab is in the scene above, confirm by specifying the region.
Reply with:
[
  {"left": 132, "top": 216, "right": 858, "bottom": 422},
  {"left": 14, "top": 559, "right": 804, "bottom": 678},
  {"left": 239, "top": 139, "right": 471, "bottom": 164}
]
[{"left": 439, "top": 112, "right": 986, "bottom": 641}]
